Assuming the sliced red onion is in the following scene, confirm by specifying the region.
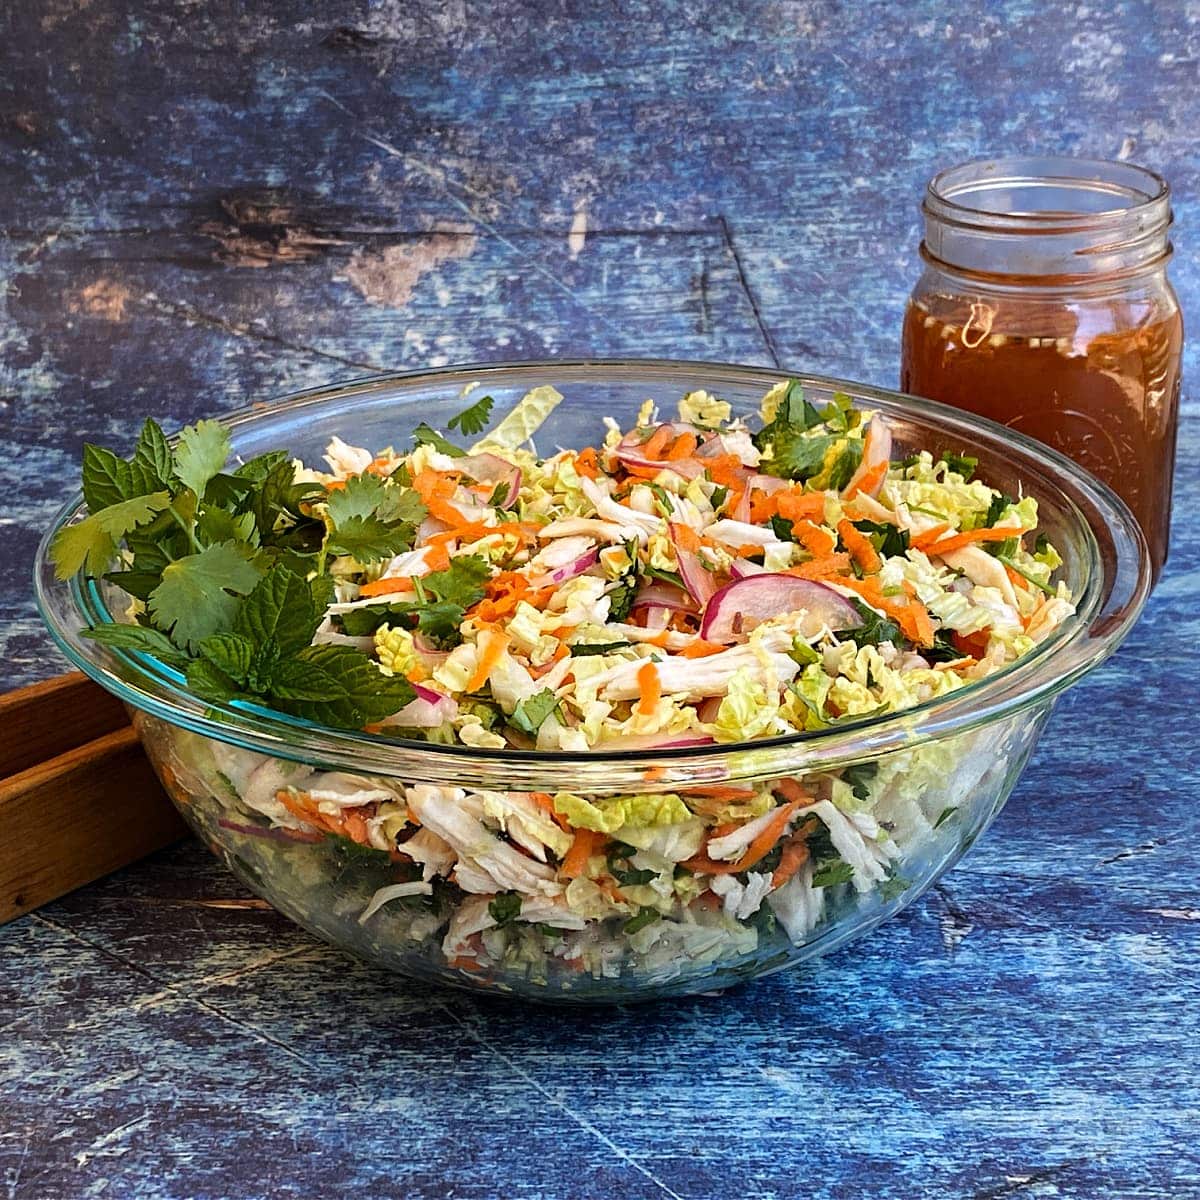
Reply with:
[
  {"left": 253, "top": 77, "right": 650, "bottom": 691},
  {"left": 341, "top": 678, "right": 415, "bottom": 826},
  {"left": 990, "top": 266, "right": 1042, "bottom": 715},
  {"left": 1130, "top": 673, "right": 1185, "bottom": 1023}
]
[
  {"left": 217, "top": 818, "right": 324, "bottom": 845},
  {"left": 416, "top": 515, "right": 451, "bottom": 544},
  {"left": 700, "top": 574, "right": 862, "bottom": 643},
  {"left": 528, "top": 547, "right": 601, "bottom": 589},
  {"left": 843, "top": 416, "right": 893, "bottom": 498},
  {"left": 729, "top": 488, "right": 751, "bottom": 522},
  {"left": 630, "top": 581, "right": 699, "bottom": 613},
  {"left": 459, "top": 452, "right": 523, "bottom": 509},
  {"left": 385, "top": 684, "right": 458, "bottom": 728},
  {"left": 730, "top": 557, "right": 768, "bottom": 579},
  {"left": 668, "top": 522, "right": 719, "bottom": 609},
  {"left": 748, "top": 473, "right": 789, "bottom": 496},
  {"left": 413, "top": 633, "right": 450, "bottom": 666},
  {"left": 638, "top": 606, "right": 673, "bottom": 632}
]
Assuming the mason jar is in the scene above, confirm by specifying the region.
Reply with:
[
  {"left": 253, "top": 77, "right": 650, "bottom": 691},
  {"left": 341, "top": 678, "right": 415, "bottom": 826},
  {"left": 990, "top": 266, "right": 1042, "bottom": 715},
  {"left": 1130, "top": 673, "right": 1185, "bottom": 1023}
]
[{"left": 901, "top": 156, "right": 1182, "bottom": 582}]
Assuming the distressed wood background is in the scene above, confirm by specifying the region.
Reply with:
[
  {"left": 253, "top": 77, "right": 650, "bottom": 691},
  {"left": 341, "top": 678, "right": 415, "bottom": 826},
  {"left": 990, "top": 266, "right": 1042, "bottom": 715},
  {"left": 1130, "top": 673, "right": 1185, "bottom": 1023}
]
[{"left": 1, "top": 2, "right": 1198, "bottom": 1197}]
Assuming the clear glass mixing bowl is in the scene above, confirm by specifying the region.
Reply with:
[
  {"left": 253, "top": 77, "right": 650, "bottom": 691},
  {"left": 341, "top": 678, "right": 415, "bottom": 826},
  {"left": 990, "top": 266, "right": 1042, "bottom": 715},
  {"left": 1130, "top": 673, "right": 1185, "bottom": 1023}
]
[{"left": 34, "top": 361, "right": 1149, "bottom": 1002}]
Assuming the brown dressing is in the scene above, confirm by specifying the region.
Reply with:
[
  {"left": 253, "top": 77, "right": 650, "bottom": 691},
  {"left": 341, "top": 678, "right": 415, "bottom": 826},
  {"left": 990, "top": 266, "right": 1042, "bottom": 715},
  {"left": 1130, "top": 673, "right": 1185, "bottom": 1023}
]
[{"left": 901, "top": 297, "right": 1182, "bottom": 578}]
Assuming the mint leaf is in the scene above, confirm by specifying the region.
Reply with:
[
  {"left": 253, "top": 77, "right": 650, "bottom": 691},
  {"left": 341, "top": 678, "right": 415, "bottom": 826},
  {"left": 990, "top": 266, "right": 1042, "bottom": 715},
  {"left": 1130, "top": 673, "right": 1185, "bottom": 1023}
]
[
  {"left": 174, "top": 420, "right": 230, "bottom": 499},
  {"left": 197, "top": 632, "right": 256, "bottom": 686},
  {"left": 509, "top": 688, "right": 560, "bottom": 734},
  {"left": 447, "top": 394, "right": 494, "bottom": 437},
  {"left": 51, "top": 491, "right": 171, "bottom": 579},
  {"left": 133, "top": 419, "right": 173, "bottom": 485},
  {"left": 82, "top": 622, "right": 189, "bottom": 668},
  {"left": 412, "top": 423, "right": 465, "bottom": 458},
  {"left": 186, "top": 657, "right": 242, "bottom": 702},
  {"left": 233, "top": 566, "right": 322, "bottom": 658},
  {"left": 81, "top": 445, "right": 133, "bottom": 511},
  {"left": 148, "top": 541, "right": 262, "bottom": 650},
  {"left": 269, "top": 643, "right": 414, "bottom": 727}
]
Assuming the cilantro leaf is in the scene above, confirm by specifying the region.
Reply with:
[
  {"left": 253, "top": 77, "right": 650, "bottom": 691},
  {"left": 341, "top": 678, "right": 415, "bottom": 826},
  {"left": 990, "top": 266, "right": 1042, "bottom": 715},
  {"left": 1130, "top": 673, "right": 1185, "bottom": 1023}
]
[
  {"left": 447, "top": 394, "right": 495, "bottom": 437},
  {"left": 326, "top": 514, "right": 415, "bottom": 563},
  {"left": 509, "top": 688, "right": 561, "bottom": 734},
  {"left": 984, "top": 491, "right": 1015, "bottom": 528},
  {"left": 840, "top": 598, "right": 903, "bottom": 649},
  {"left": 51, "top": 491, "right": 171, "bottom": 580},
  {"left": 325, "top": 473, "right": 388, "bottom": 524},
  {"left": 851, "top": 519, "right": 909, "bottom": 558},
  {"left": 810, "top": 860, "right": 855, "bottom": 889},
  {"left": 269, "top": 643, "right": 414, "bottom": 726},
  {"left": 82, "top": 622, "right": 189, "bottom": 669},
  {"left": 841, "top": 762, "right": 877, "bottom": 803},
  {"left": 939, "top": 450, "right": 979, "bottom": 481},
  {"left": 147, "top": 541, "right": 263, "bottom": 650},
  {"left": 488, "top": 891, "right": 522, "bottom": 926},
  {"left": 412, "top": 423, "right": 465, "bottom": 458},
  {"left": 422, "top": 555, "right": 490, "bottom": 608},
  {"left": 174, "top": 420, "right": 230, "bottom": 499}
]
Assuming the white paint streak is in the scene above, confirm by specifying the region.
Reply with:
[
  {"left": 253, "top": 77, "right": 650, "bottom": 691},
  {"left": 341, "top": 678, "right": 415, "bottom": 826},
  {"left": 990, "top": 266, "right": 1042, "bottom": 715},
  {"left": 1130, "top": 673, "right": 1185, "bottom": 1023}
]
[
  {"left": 1147, "top": 908, "right": 1200, "bottom": 921},
  {"left": 568, "top": 197, "right": 589, "bottom": 260},
  {"left": 73, "top": 1115, "right": 151, "bottom": 1167}
]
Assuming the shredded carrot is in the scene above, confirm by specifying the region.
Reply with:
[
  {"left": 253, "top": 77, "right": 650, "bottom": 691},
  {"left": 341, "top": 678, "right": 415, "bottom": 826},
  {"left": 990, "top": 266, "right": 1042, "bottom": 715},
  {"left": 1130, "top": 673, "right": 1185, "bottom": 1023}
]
[
  {"left": 641, "top": 425, "right": 675, "bottom": 460},
  {"left": 574, "top": 446, "right": 601, "bottom": 479},
  {"left": 771, "top": 838, "right": 811, "bottom": 889},
  {"left": 844, "top": 460, "right": 887, "bottom": 500},
  {"left": 405, "top": 664, "right": 427, "bottom": 684},
  {"left": 775, "top": 490, "right": 827, "bottom": 523},
  {"left": 1004, "top": 564, "right": 1025, "bottom": 589},
  {"left": 531, "top": 791, "right": 573, "bottom": 832},
  {"left": 324, "top": 478, "right": 347, "bottom": 492},
  {"left": 664, "top": 432, "right": 696, "bottom": 461},
  {"left": 703, "top": 454, "right": 750, "bottom": 487},
  {"left": 672, "top": 523, "right": 702, "bottom": 553},
  {"left": 794, "top": 519, "right": 838, "bottom": 558},
  {"left": 836, "top": 576, "right": 935, "bottom": 647},
  {"left": 423, "top": 542, "right": 451, "bottom": 573},
  {"left": 786, "top": 553, "right": 853, "bottom": 580},
  {"left": 683, "top": 799, "right": 802, "bottom": 876},
  {"left": 561, "top": 828, "right": 600, "bottom": 879},
  {"left": 677, "top": 639, "right": 726, "bottom": 659},
  {"left": 636, "top": 661, "right": 662, "bottom": 715},
  {"left": 774, "top": 778, "right": 814, "bottom": 806},
  {"left": 359, "top": 576, "right": 416, "bottom": 598},
  {"left": 953, "top": 629, "right": 991, "bottom": 659},
  {"left": 837, "top": 519, "right": 881, "bottom": 573},
  {"left": 923, "top": 526, "right": 1016, "bottom": 557},
  {"left": 909, "top": 522, "right": 951, "bottom": 551},
  {"left": 448, "top": 955, "right": 485, "bottom": 973},
  {"left": 466, "top": 629, "right": 510, "bottom": 692},
  {"left": 684, "top": 785, "right": 759, "bottom": 801},
  {"left": 935, "top": 656, "right": 977, "bottom": 670}
]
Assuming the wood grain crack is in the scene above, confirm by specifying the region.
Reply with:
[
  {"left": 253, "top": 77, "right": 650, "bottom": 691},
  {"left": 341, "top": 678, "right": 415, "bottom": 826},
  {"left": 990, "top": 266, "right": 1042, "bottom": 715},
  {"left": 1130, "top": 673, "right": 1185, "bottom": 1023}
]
[{"left": 718, "top": 215, "right": 780, "bottom": 367}]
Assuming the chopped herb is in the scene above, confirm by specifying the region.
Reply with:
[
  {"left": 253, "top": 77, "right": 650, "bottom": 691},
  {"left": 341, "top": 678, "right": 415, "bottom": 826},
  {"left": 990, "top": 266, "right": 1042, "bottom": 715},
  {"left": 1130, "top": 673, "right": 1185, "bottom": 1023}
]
[
  {"left": 939, "top": 450, "right": 979, "bottom": 481},
  {"left": 810, "top": 860, "right": 855, "bottom": 889},
  {"left": 622, "top": 907, "right": 661, "bottom": 934},
  {"left": 933, "top": 806, "right": 958, "bottom": 829},
  {"left": 509, "top": 688, "right": 562, "bottom": 734},
  {"left": 612, "top": 865, "right": 657, "bottom": 887},
  {"left": 412, "top": 423, "right": 465, "bottom": 457},
  {"left": 841, "top": 762, "right": 877, "bottom": 803},
  {"left": 644, "top": 565, "right": 686, "bottom": 589},
  {"left": 710, "top": 484, "right": 729, "bottom": 511},
  {"left": 852, "top": 519, "right": 910, "bottom": 558},
  {"left": 488, "top": 892, "right": 523, "bottom": 927},
  {"left": 570, "top": 641, "right": 634, "bottom": 656},
  {"left": 840, "top": 598, "right": 904, "bottom": 649},
  {"left": 447, "top": 394, "right": 495, "bottom": 437}
]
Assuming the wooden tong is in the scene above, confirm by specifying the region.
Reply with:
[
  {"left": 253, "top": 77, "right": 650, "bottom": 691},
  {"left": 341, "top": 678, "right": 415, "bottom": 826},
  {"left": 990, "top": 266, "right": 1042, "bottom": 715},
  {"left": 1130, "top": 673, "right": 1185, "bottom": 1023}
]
[{"left": 0, "top": 672, "right": 188, "bottom": 925}]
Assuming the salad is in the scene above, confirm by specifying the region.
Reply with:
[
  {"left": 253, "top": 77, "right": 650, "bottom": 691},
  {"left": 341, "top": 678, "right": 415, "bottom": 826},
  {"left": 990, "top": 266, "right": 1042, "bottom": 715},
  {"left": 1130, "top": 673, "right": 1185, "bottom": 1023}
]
[{"left": 54, "top": 379, "right": 1075, "bottom": 986}]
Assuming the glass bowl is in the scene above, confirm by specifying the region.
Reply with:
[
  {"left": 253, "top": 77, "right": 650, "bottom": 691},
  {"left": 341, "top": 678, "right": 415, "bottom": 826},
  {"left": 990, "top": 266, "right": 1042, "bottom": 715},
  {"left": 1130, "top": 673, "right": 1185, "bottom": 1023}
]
[{"left": 34, "top": 361, "right": 1149, "bottom": 1002}]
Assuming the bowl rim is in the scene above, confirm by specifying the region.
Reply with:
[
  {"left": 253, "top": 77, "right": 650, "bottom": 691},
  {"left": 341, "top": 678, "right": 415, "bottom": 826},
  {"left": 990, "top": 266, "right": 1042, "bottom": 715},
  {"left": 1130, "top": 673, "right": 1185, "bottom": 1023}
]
[{"left": 34, "top": 357, "right": 1150, "bottom": 790}]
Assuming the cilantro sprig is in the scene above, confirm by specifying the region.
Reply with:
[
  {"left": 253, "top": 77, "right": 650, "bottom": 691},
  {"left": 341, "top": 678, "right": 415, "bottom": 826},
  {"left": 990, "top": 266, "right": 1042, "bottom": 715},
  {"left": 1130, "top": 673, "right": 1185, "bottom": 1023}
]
[
  {"left": 53, "top": 419, "right": 417, "bottom": 730},
  {"left": 754, "top": 382, "right": 864, "bottom": 486}
]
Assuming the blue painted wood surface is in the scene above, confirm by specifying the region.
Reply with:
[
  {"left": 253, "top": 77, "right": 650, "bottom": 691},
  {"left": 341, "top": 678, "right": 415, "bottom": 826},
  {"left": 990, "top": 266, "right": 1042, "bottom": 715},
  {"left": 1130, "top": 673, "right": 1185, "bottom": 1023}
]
[{"left": 1, "top": 2, "right": 1199, "bottom": 1196}]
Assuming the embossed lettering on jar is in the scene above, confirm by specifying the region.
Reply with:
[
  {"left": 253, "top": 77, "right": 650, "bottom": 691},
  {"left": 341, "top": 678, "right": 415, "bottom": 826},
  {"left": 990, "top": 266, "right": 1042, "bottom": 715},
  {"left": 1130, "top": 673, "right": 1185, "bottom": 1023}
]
[{"left": 901, "top": 156, "right": 1183, "bottom": 581}]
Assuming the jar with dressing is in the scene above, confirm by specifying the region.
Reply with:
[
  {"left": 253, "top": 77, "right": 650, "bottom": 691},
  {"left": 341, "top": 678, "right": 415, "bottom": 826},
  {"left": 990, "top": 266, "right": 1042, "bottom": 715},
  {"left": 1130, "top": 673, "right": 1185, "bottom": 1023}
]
[{"left": 901, "top": 156, "right": 1182, "bottom": 582}]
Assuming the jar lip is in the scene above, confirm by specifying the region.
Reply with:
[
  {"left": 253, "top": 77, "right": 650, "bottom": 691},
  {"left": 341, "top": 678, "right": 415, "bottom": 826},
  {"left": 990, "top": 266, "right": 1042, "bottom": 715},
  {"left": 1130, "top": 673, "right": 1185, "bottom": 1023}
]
[{"left": 925, "top": 155, "right": 1171, "bottom": 233}]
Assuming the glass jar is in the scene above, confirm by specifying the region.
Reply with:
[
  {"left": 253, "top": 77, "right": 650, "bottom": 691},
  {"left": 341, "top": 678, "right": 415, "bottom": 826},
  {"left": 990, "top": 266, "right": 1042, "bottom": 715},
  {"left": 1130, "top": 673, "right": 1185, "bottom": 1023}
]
[{"left": 901, "top": 156, "right": 1182, "bottom": 582}]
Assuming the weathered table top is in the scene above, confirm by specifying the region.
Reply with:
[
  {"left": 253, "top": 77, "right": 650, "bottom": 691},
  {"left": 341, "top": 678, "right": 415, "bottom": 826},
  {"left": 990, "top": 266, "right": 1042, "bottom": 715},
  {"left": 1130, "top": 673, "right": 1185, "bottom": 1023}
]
[{"left": 2, "top": 3, "right": 1198, "bottom": 1196}]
